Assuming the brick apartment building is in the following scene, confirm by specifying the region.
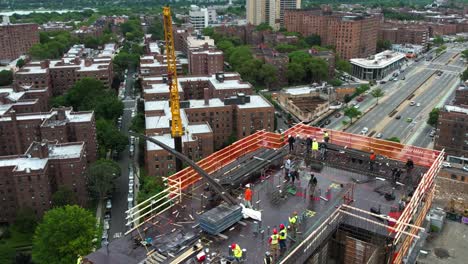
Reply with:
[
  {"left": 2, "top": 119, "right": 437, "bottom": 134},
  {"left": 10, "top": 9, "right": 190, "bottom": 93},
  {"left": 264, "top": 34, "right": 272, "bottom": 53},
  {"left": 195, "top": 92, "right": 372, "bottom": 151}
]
[
  {"left": 252, "top": 45, "right": 289, "bottom": 88},
  {"left": 142, "top": 72, "right": 253, "bottom": 101},
  {"left": 188, "top": 44, "right": 224, "bottom": 76},
  {"left": 0, "top": 107, "right": 97, "bottom": 163},
  {"left": 434, "top": 105, "right": 468, "bottom": 157},
  {"left": 214, "top": 24, "right": 299, "bottom": 47},
  {"left": 379, "top": 24, "right": 429, "bottom": 48},
  {"left": 0, "top": 19, "right": 39, "bottom": 61},
  {"left": 284, "top": 7, "right": 380, "bottom": 59},
  {"left": 15, "top": 45, "right": 113, "bottom": 96},
  {"left": 0, "top": 140, "right": 89, "bottom": 223},
  {"left": 144, "top": 93, "right": 274, "bottom": 176},
  {"left": 0, "top": 85, "right": 51, "bottom": 114},
  {"left": 139, "top": 54, "right": 188, "bottom": 77}
]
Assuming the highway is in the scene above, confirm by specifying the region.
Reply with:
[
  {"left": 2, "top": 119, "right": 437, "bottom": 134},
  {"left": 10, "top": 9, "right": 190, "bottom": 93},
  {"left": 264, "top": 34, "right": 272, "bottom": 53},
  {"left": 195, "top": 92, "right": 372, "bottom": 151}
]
[{"left": 340, "top": 44, "right": 466, "bottom": 147}]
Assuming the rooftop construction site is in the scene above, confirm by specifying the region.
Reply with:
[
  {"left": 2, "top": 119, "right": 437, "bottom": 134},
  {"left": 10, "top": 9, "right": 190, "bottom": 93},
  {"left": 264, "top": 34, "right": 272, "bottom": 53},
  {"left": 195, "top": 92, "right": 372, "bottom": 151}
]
[{"left": 86, "top": 123, "right": 443, "bottom": 264}]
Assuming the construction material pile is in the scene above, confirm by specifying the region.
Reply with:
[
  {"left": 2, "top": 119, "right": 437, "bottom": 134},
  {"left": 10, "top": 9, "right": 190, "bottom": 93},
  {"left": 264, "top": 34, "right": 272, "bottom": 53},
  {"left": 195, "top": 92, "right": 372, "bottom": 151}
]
[{"left": 199, "top": 204, "right": 243, "bottom": 235}]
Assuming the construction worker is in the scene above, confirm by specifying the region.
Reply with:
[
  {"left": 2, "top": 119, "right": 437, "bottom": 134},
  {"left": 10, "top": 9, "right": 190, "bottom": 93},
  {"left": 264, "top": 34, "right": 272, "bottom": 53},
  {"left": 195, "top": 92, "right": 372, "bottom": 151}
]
[
  {"left": 76, "top": 255, "right": 82, "bottom": 264},
  {"left": 244, "top": 184, "right": 252, "bottom": 208},
  {"left": 369, "top": 150, "right": 376, "bottom": 171},
  {"left": 284, "top": 157, "right": 291, "bottom": 179},
  {"left": 279, "top": 224, "right": 287, "bottom": 251},
  {"left": 306, "top": 136, "right": 312, "bottom": 154},
  {"left": 323, "top": 130, "right": 330, "bottom": 143},
  {"left": 229, "top": 243, "right": 243, "bottom": 262},
  {"left": 288, "top": 134, "right": 295, "bottom": 152},
  {"left": 311, "top": 138, "right": 319, "bottom": 159},
  {"left": 308, "top": 174, "right": 318, "bottom": 199},
  {"left": 269, "top": 228, "right": 279, "bottom": 259},
  {"left": 264, "top": 251, "right": 273, "bottom": 264},
  {"left": 289, "top": 211, "right": 298, "bottom": 237}
]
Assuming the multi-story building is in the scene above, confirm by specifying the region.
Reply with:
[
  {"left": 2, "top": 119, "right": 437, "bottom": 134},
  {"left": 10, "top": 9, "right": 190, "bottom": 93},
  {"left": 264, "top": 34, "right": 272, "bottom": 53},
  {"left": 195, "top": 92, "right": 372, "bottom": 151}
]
[
  {"left": 0, "top": 107, "right": 97, "bottom": 163},
  {"left": 0, "top": 85, "right": 51, "bottom": 113},
  {"left": 184, "top": 35, "right": 216, "bottom": 56},
  {"left": 14, "top": 61, "right": 51, "bottom": 90},
  {"left": 252, "top": 45, "right": 289, "bottom": 87},
  {"left": 188, "top": 44, "right": 224, "bottom": 76},
  {"left": 247, "top": 0, "right": 301, "bottom": 29},
  {"left": 454, "top": 86, "right": 468, "bottom": 106},
  {"left": 284, "top": 7, "right": 380, "bottom": 59},
  {"left": 189, "top": 5, "right": 217, "bottom": 30},
  {"left": 139, "top": 54, "right": 188, "bottom": 77},
  {"left": 435, "top": 105, "right": 468, "bottom": 157},
  {"left": 379, "top": 25, "right": 429, "bottom": 48},
  {"left": 142, "top": 72, "right": 253, "bottom": 101},
  {"left": 0, "top": 140, "right": 89, "bottom": 223},
  {"left": 0, "top": 17, "right": 39, "bottom": 62},
  {"left": 144, "top": 93, "right": 274, "bottom": 176}
]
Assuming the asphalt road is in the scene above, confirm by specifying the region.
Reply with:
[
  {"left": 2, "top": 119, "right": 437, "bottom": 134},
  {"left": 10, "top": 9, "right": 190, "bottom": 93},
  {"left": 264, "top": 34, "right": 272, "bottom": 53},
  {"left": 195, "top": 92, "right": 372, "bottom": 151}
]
[
  {"left": 345, "top": 45, "right": 466, "bottom": 142},
  {"left": 108, "top": 69, "right": 137, "bottom": 241}
]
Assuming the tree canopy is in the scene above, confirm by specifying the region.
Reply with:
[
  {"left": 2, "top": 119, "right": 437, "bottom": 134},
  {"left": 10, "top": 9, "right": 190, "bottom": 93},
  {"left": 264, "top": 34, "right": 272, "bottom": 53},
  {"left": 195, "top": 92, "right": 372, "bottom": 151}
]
[
  {"left": 87, "top": 159, "right": 121, "bottom": 200},
  {"left": 32, "top": 205, "right": 98, "bottom": 264},
  {"left": 433, "top": 36, "right": 445, "bottom": 46},
  {"left": 52, "top": 186, "right": 77, "bottom": 207},
  {"left": 96, "top": 119, "right": 128, "bottom": 155},
  {"left": 0, "top": 70, "right": 13, "bottom": 86},
  {"left": 29, "top": 31, "right": 78, "bottom": 60},
  {"left": 336, "top": 58, "right": 352, "bottom": 73},
  {"left": 427, "top": 108, "right": 440, "bottom": 126},
  {"left": 377, "top": 39, "right": 392, "bottom": 52},
  {"left": 288, "top": 51, "right": 329, "bottom": 84},
  {"left": 371, "top": 88, "right": 385, "bottom": 105},
  {"left": 344, "top": 107, "right": 362, "bottom": 124},
  {"left": 462, "top": 67, "right": 468, "bottom": 82},
  {"left": 386, "top": 137, "right": 401, "bottom": 143},
  {"left": 305, "top": 34, "right": 321, "bottom": 46}
]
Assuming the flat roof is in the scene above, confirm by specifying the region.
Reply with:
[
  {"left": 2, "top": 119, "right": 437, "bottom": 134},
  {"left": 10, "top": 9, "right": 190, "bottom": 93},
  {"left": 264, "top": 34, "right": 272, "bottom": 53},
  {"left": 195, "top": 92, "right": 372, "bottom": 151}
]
[
  {"left": 0, "top": 108, "right": 93, "bottom": 123},
  {"left": 445, "top": 105, "right": 468, "bottom": 115},
  {"left": 236, "top": 95, "right": 272, "bottom": 109},
  {"left": 0, "top": 88, "right": 25, "bottom": 102},
  {"left": 350, "top": 50, "right": 406, "bottom": 69}
]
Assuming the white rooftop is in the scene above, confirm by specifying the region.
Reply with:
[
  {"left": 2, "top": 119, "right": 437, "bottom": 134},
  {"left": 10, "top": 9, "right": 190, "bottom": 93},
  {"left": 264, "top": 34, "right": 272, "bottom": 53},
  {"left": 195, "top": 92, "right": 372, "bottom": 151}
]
[
  {"left": 146, "top": 133, "right": 199, "bottom": 151},
  {"left": 0, "top": 109, "right": 93, "bottom": 122},
  {"left": 445, "top": 105, "right": 468, "bottom": 115},
  {"left": 48, "top": 143, "right": 83, "bottom": 159},
  {"left": 186, "top": 35, "right": 215, "bottom": 49},
  {"left": 283, "top": 86, "right": 317, "bottom": 96},
  {"left": 149, "top": 42, "right": 161, "bottom": 54},
  {"left": 0, "top": 157, "right": 48, "bottom": 172},
  {"left": 16, "top": 63, "right": 47, "bottom": 75},
  {"left": 237, "top": 95, "right": 272, "bottom": 109},
  {"left": 0, "top": 88, "right": 25, "bottom": 102},
  {"left": 350, "top": 50, "right": 406, "bottom": 69}
]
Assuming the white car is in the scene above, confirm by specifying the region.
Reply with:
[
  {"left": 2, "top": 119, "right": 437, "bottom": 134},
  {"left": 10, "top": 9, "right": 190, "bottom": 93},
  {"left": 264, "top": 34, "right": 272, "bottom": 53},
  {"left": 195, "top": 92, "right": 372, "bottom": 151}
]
[
  {"left": 463, "top": 166, "right": 468, "bottom": 172},
  {"left": 129, "top": 170, "right": 134, "bottom": 180},
  {"left": 354, "top": 104, "right": 360, "bottom": 109},
  {"left": 416, "top": 103, "right": 421, "bottom": 107},
  {"left": 442, "top": 162, "right": 451, "bottom": 168},
  {"left": 128, "top": 193, "right": 134, "bottom": 202},
  {"left": 410, "top": 101, "right": 415, "bottom": 106},
  {"left": 361, "top": 127, "right": 369, "bottom": 135},
  {"left": 106, "top": 199, "right": 112, "bottom": 210},
  {"left": 376, "top": 133, "right": 383, "bottom": 138},
  {"left": 103, "top": 219, "right": 110, "bottom": 230}
]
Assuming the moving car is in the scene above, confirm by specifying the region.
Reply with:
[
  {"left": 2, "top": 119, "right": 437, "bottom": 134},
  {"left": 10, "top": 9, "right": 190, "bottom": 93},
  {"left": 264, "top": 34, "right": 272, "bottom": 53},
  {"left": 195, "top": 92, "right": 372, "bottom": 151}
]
[
  {"left": 361, "top": 127, "right": 369, "bottom": 135},
  {"left": 401, "top": 76, "right": 406, "bottom": 80},
  {"left": 396, "top": 115, "right": 401, "bottom": 120},
  {"left": 335, "top": 113, "right": 342, "bottom": 118},
  {"left": 409, "top": 101, "right": 415, "bottom": 106},
  {"left": 416, "top": 103, "right": 421, "bottom": 107},
  {"left": 406, "top": 118, "right": 413, "bottom": 123},
  {"left": 376, "top": 133, "right": 383, "bottom": 138}
]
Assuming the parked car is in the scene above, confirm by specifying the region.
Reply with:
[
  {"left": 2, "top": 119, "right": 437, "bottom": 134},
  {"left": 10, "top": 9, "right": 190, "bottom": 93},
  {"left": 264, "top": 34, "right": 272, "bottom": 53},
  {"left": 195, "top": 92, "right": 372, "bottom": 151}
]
[
  {"left": 324, "top": 119, "right": 331, "bottom": 125},
  {"left": 410, "top": 101, "right": 416, "bottom": 106},
  {"left": 406, "top": 118, "right": 413, "bottom": 123},
  {"left": 380, "top": 80, "right": 386, "bottom": 84},
  {"left": 361, "top": 127, "right": 369, "bottom": 135},
  {"left": 106, "top": 199, "right": 112, "bottom": 210},
  {"left": 442, "top": 162, "right": 451, "bottom": 168},
  {"left": 104, "top": 211, "right": 111, "bottom": 220},
  {"left": 376, "top": 133, "right": 383, "bottom": 138},
  {"left": 429, "top": 130, "right": 436, "bottom": 137},
  {"left": 401, "top": 76, "right": 406, "bottom": 80},
  {"left": 335, "top": 112, "right": 342, "bottom": 118},
  {"left": 354, "top": 104, "right": 360, "bottom": 109},
  {"left": 129, "top": 145, "right": 135, "bottom": 156},
  {"left": 395, "top": 115, "right": 401, "bottom": 120},
  {"left": 128, "top": 193, "right": 134, "bottom": 202},
  {"left": 356, "top": 96, "right": 364, "bottom": 102},
  {"left": 103, "top": 219, "right": 110, "bottom": 230},
  {"left": 463, "top": 166, "right": 468, "bottom": 172}
]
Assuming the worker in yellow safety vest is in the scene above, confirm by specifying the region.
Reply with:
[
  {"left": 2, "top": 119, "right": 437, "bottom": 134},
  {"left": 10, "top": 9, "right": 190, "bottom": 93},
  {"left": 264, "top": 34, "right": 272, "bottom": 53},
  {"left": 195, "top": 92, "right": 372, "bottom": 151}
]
[
  {"left": 312, "top": 138, "right": 319, "bottom": 159},
  {"left": 289, "top": 211, "right": 298, "bottom": 237},
  {"left": 229, "top": 243, "right": 243, "bottom": 262},
  {"left": 323, "top": 131, "right": 329, "bottom": 143},
  {"left": 76, "top": 255, "right": 82, "bottom": 264},
  {"left": 269, "top": 228, "right": 279, "bottom": 259},
  {"left": 279, "top": 224, "right": 287, "bottom": 251}
]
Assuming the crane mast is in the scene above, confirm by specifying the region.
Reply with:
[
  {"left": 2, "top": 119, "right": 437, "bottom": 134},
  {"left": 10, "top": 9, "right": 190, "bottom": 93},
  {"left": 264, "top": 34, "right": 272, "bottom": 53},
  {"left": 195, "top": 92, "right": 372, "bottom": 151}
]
[{"left": 163, "top": 6, "right": 183, "bottom": 172}]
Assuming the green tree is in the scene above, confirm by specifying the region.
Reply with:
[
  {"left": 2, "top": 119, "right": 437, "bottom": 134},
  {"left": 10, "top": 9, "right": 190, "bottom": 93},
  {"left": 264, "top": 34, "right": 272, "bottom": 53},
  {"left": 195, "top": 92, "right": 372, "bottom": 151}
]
[
  {"left": 96, "top": 119, "right": 128, "bottom": 154},
  {"left": 275, "top": 44, "right": 298, "bottom": 53},
  {"left": 130, "top": 113, "right": 145, "bottom": 134},
  {"left": 286, "top": 62, "right": 306, "bottom": 84},
  {"left": 462, "top": 67, "right": 468, "bottom": 81},
  {"left": 336, "top": 58, "right": 352, "bottom": 73},
  {"left": 14, "top": 207, "right": 37, "bottom": 234},
  {"left": 305, "top": 34, "right": 321, "bottom": 46},
  {"left": 427, "top": 108, "right": 440, "bottom": 126},
  {"left": 52, "top": 186, "right": 77, "bottom": 207},
  {"left": 16, "top": 58, "right": 26, "bottom": 68},
  {"left": 386, "top": 137, "right": 401, "bottom": 143},
  {"left": 0, "top": 243, "right": 15, "bottom": 264},
  {"left": 306, "top": 58, "right": 328, "bottom": 82},
  {"left": 344, "top": 107, "right": 362, "bottom": 124},
  {"left": 256, "top": 23, "right": 273, "bottom": 31},
  {"left": 329, "top": 78, "right": 343, "bottom": 86},
  {"left": 87, "top": 159, "right": 121, "bottom": 200},
  {"left": 0, "top": 70, "right": 13, "bottom": 86},
  {"left": 433, "top": 36, "right": 444, "bottom": 46},
  {"left": 461, "top": 49, "right": 468, "bottom": 61},
  {"left": 259, "top": 64, "right": 278, "bottom": 89},
  {"left": 113, "top": 51, "right": 140, "bottom": 73},
  {"left": 32, "top": 205, "right": 98, "bottom": 264},
  {"left": 377, "top": 39, "right": 392, "bottom": 52},
  {"left": 148, "top": 20, "right": 164, "bottom": 41},
  {"left": 370, "top": 88, "right": 385, "bottom": 105}
]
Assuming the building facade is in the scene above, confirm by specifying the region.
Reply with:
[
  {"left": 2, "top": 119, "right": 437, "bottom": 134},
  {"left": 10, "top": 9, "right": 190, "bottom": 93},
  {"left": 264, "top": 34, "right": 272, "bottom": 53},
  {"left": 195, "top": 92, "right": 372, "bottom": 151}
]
[
  {"left": 284, "top": 8, "right": 380, "bottom": 60},
  {"left": 350, "top": 50, "right": 406, "bottom": 80},
  {"left": 435, "top": 105, "right": 468, "bottom": 157},
  {"left": 188, "top": 44, "right": 224, "bottom": 76},
  {"left": 0, "top": 107, "right": 97, "bottom": 163},
  {"left": 0, "top": 141, "right": 89, "bottom": 223},
  {"left": 189, "top": 5, "right": 216, "bottom": 30},
  {"left": 247, "top": 0, "right": 301, "bottom": 29},
  {"left": 0, "top": 18, "right": 39, "bottom": 61},
  {"left": 379, "top": 25, "right": 429, "bottom": 48}
]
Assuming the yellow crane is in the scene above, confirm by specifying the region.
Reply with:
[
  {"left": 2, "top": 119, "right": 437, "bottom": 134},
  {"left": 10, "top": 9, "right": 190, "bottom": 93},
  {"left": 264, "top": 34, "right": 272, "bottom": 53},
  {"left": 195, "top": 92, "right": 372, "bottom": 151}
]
[{"left": 163, "top": 6, "right": 184, "bottom": 172}]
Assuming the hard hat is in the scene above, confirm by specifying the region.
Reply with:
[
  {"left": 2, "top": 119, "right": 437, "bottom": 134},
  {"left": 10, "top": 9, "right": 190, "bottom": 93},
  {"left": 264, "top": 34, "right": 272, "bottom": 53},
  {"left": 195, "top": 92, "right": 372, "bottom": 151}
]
[
  {"left": 313, "top": 138, "right": 317, "bottom": 141},
  {"left": 265, "top": 251, "right": 271, "bottom": 256},
  {"left": 273, "top": 228, "right": 278, "bottom": 234},
  {"left": 288, "top": 135, "right": 291, "bottom": 138},
  {"left": 279, "top": 223, "right": 285, "bottom": 229},
  {"left": 231, "top": 243, "right": 237, "bottom": 249},
  {"left": 246, "top": 184, "right": 250, "bottom": 188}
]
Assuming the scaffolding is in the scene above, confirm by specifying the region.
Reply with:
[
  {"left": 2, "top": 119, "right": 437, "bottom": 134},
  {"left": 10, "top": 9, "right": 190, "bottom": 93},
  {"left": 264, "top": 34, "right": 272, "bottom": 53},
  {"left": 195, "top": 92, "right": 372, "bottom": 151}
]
[{"left": 124, "top": 124, "right": 442, "bottom": 264}]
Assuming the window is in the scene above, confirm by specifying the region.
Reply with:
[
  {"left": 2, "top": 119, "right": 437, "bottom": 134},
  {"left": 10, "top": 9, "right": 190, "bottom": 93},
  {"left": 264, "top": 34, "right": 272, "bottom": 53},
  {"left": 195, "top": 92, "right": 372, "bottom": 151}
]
[
  {"left": 461, "top": 176, "right": 466, "bottom": 182},
  {"left": 451, "top": 174, "right": 457, "bottom": 180}
]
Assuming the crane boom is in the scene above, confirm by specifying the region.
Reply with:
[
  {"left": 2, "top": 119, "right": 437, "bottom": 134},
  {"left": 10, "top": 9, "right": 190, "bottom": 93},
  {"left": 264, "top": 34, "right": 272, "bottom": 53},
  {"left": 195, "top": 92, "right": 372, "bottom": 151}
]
[
  {"left": 163, "top": 6, "right": 184, "bottom": 172},
  {"left": 163, "top": 6, "right": 183, "bottom": 138}
]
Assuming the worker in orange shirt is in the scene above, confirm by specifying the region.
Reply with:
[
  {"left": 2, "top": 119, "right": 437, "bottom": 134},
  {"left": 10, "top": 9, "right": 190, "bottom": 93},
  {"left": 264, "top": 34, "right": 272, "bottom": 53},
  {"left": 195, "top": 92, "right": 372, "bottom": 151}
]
[
  {"left": 244, "top": 184, "right": 252, "bottom": 208},
  {"left": 369, "top": 150, "right": 376, "bottom": 171}
]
